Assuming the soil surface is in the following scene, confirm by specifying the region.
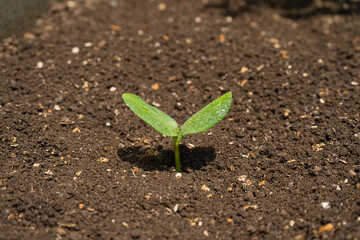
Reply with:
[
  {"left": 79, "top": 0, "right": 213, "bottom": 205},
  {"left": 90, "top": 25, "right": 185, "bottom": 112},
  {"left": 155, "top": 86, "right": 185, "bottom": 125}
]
[{"left": 0, "top": 0, "right": 359, "bottom": 239}]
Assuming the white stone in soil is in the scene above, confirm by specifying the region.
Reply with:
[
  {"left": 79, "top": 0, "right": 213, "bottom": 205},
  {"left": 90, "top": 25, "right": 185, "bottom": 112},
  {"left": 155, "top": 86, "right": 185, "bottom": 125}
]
[
  {"left": 225, "top": 16, "right": 233, "bottom": 23},
  {"left": 36, "top": 61, "right": 44, "bottom": 69},
  {"left": 173, "top": 204, "right": 179, "bottom": 212},
  {"left": 71, "top": 47, "right": 80, "bottom": 54},
  {"left": 321, "top": 202, "right": 330, "bottom": 209}
]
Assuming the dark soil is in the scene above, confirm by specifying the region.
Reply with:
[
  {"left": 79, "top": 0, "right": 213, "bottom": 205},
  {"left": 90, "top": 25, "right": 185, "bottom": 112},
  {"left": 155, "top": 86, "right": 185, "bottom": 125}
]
[{"left": 0, "top": 0, "right": 359, "bottom": 239}]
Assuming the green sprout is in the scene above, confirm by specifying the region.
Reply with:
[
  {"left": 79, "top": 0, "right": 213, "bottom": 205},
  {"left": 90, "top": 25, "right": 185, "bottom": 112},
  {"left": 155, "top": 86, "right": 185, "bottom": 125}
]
[{"left": 122, "top": 91, "right": 232, "bottom": 172}]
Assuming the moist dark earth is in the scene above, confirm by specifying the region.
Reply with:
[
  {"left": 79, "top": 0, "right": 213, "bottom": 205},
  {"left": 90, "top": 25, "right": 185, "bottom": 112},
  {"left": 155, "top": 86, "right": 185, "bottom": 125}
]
[{"left": 0, "top": 0, "right": 360, "bottom": 239}]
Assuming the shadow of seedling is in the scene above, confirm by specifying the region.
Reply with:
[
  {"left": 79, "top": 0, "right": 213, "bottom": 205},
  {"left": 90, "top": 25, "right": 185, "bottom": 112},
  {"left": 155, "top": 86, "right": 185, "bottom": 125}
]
[{"left": 117, "top": 145, "right": 216, "bottom": 172}]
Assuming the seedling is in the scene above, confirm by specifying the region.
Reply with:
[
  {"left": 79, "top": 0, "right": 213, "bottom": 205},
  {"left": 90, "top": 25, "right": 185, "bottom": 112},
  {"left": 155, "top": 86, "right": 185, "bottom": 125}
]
[{"left": 122, "top": 92, "right": 232, "bottom": 172}]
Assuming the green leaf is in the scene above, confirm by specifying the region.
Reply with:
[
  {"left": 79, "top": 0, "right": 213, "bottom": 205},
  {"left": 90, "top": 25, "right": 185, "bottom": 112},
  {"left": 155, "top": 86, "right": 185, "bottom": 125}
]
[
  {"left": 122, "top": 93, "right": 178, "bottom": 137},
  {"left": 180, "top": 92, "right": 232, "bottom": 136}
]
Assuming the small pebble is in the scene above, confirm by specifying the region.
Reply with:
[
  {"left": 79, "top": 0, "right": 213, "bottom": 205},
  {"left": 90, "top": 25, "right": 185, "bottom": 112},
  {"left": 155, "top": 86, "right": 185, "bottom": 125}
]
[
  {"left": 175, "top": 173, "right": 182, "bottom": 178},
  {"left": 349, "top": 169, "right": 356, "bottom": 176},
  {"left": 319, "top": 98, "right": 325, "bottom": 104},
  {"left": 257, "top": 65, "right": 264, "bottom": 71},
  {"left": 158, "top": 3, "right": 166, "bottom": 11},
  {"left": 151, "top": 83, "right": 159, "bottom": 90},
  {"left": 321, "top": 202, "right": 330, "bottom": 209},
  {"left": 56, "top": 227, "right": 66, "bottom": 235},
  {"left": 24, "top": 33, "right": 36, "bottom": 40},
  {"left": 36, "top": 61, "right": 44, "bottom": 69},
  {"left": 195, "top": 16, "right": 201, "bottom": 23},
  {"left": 71, "top": 47, "right": 79, "bottom": 54},
  {"left": 203, "top": 230, "right": 209, "bottom": 237},
  {"left": 72, "top": 127, "right": 80, "bottom": 133},
  {"left": 97, "top": 157, "right": 109, "bottom": 163},
  {"left": 219, "top": 34, "right": 225, "bottom": 43},
  {"left": 173, "top": 204, "right": 179, "bottom": 212},
  {"left": 240, "top": 66, "right": 249, "bottom": 73},
  {"left": 289, "top": 220, "right": 295, "bottom": 227},
  {"left": 45, "top": 170, "right": 53, "bottom": 175},
  {"left": 54, "top": 105, "right": 61, "bottom": 111},
  {"left": 110, "top": 86, "right": 117, "bottom": 92},
  {"left": 225, "top": 16, "right": 233, "bottom": 23},
  {"left": 138, "top": 30, "right": 144, "bottom": 36},
  {"left": 319, "top": 223, "right": 334, "bottom": 232},
  {"left": 66, "top": 1, "right": 76, "bottom": 8},
  {"left": 350, "top": 81, "right": 358, "bottom": 86},
  {"left": 238, "top": 175, "right": 247, "bottom": 182},
  {"left": 152, "top": 101, "right": 160, "bottom": 107},
  {"left": 84, "top": 42, "right": 92, "bottom": 47},
  {"left": 201, "top": 185, "right": 210, "bottom": 192}
]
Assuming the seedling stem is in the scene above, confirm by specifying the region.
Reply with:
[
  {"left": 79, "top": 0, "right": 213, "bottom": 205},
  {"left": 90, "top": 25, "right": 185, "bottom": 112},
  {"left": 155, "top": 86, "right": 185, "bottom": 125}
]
[{"left": 173, "top": 137, "right": 181, "bottom": 172}]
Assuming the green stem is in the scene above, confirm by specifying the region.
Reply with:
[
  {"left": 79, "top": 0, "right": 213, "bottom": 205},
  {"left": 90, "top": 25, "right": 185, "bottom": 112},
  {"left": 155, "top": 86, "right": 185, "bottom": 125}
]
[{"left": 173, "top": 137, "right": 181, "bottom": 172}]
